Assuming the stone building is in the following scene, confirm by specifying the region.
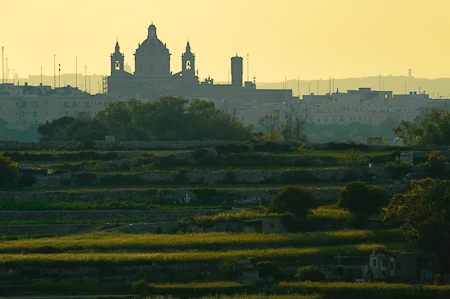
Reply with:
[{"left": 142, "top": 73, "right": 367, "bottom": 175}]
[{"left": 107, "top": 23, "right": 297, "bottom": 122}]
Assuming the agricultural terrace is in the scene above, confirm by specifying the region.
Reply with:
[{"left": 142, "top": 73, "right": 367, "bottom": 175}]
[{"left": 0, "top": 140, "right": 448, "bottom": 297}]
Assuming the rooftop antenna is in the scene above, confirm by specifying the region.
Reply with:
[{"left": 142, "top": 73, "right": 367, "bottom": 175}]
[
  {"left": 58, "top": 64, "right": 61, "bottom": 88},
  {"left": 247, "top": 54, "right": 249, "bottom": 82},
  {"left": 2, "top": 46, "right": 4, "bottom": 84},
  {"left": 328, "top": 77, "right": 331, "bottom": 94},
  {"left": 54, "top": 55, "right": 56, "bottom": 88}
]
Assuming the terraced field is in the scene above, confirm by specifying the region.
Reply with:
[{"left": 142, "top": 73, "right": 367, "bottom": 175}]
[{"left": 0, "top": 141, "right": 444, "bottom": 298}]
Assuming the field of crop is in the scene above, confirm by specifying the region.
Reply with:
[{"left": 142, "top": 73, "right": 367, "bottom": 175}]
[
  {"left": 0, "top": 230, "right": 403, "bottom": 253},
  {"left": 0, "top": 141, "right": 442, "bottom": 298}
]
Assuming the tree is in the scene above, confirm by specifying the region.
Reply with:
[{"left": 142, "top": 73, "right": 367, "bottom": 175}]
[
  {"left": 66, "top": 112, "right": 108, "bottom": 141},
  {"left": 340, "top": 148, "right": 364, "bottom": 168},
  {"left": 37, "top": 116, "right": 75, "bottom": 141},
  {"left": 337, "top": 181, "right": 388, "bottom": 226},
  {"left": 268, "top": 185, "right": 320, "bottom": 219},
  {"left": 425, "top": 150, "right": 447, "bottom": 174},
  {"left": 393, "top": 108, "right": 450, "bottom": 146},
  {"left": 0, "top": 155, "right": 17, "bottom": 188},
  {"left": 257, "top": 102, "right": 309, "bottom": 142},
  {"left": 95, "top": 98, "right": 147, "bottom": 141},
  {"left": 384, "top": 178, "right": 450, "bottom": 273},
  {"left": 93, "top": 96, "right": 252, "bottom": 141}
]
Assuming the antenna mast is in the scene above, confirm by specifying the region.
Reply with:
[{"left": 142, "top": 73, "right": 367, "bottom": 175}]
[
  {"left": 2, "top": 46, "right": 4, "bottom": 84},
  {"left": 247, "top": 54, "right": 249, "bottom": 82},
  {"left": 54, "top": 55, "right": 56, "bottom": 88}
]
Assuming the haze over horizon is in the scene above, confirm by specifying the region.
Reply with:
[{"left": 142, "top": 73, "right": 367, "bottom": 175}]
[{"left": 1, "top": 0, "right": 450, "bottom": 83}]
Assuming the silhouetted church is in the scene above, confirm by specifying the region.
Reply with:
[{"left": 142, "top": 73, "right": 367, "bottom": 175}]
[{"left": 108, "top": 24, "right": 295, "bottom": 108}]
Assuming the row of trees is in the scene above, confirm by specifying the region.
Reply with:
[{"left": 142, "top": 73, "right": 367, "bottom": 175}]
[{"left": 38, "top": 96, "right": 254, "bottom": 141}]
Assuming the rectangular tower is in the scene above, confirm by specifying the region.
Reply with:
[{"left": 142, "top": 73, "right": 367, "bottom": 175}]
[{"left": 231, "top": 55, "right": 243, "bottom": 88}]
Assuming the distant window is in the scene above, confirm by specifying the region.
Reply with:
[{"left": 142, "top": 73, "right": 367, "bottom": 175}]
[
  {"left": 269, "top": 223, "right": 275, "bottom": 229},
  {"left": 373, "top": 259, "right": 377, "bottom": 267},
  {"left": 115, "top": 61, "right": 121, "bottom": 71},
  {"left": 186, "top": 61, "right": 191, "bottom": 70}
]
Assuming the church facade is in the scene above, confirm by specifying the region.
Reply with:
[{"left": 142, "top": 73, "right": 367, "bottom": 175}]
[{"left": 107, "top": 24, "right": 296, "bottom": 111}]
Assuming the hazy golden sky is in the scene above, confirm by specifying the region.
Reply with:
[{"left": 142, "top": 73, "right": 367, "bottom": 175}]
[{"left": 1, "top": 0, "right": 450, "bottom": 82}]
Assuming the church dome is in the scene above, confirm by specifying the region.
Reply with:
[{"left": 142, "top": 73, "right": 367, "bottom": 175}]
[{"left": 135, "top": 24, "right": 169, "bottom": 55}]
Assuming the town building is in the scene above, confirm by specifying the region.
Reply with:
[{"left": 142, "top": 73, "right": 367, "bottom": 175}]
[{"left": 302, "top": 88, "right": 449, "bottom": 126}]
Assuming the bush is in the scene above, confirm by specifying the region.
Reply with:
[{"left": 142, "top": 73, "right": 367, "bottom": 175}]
[
  {"left": 17, "top": 173, "right": 36, "bottom": 188},
  {"left": 340, "top": 148, "right": 364, "bottom": 168},
  {"left": 338, "top": 181, "right": 389, "bottom": 227},
  {"left": 425, "top": 151, "right": 447, "bottom": 174},
  {"left": 385, "top": 162, "right": 413, "bottom": 179},
  {"left": 268, "top": 185, "right": 320, "bottom": 219},
  {"left": 295, "top": 266, "right": 327, "bottom": 282},
  {"left": 0, "top": 155, "right": 17, "bottom": 188},
  {"left": 131, "top": 279, "right": 148, "bottom": 294},
  {"left": 218, "top": 259, "right": 239, "bottom": 280}
]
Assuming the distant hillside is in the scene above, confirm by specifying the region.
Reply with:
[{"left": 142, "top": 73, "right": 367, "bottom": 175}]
[
  {"left": 257, "top": 76, "right": 450, "bottom": 99},
  {"left": 14, "top": 74, "right": 450, "bottom": 99}
]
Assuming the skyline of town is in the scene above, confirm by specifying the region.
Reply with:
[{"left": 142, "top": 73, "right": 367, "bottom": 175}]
[{"left": 1, "top": 0, "right": 450, "bottom": 83}]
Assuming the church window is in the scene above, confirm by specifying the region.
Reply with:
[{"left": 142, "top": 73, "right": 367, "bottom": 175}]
[
  {"left": 186, "top": 61, "right": 191, "bottom": 70},
  {"left": 115, "top": 61, "right": 121, "bottom": 71}
]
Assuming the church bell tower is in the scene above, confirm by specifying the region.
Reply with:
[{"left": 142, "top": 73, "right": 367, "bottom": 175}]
[
  {"left": 182, "top": 41, "right": 195, "bottom": 77},
  {"left": 110, "top": 41, "right": 124, "bottom": 76}
]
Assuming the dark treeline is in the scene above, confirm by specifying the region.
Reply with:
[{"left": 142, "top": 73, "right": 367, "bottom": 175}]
[{"left": 37, "top": 96, "right": 253, "bottom": 141}]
